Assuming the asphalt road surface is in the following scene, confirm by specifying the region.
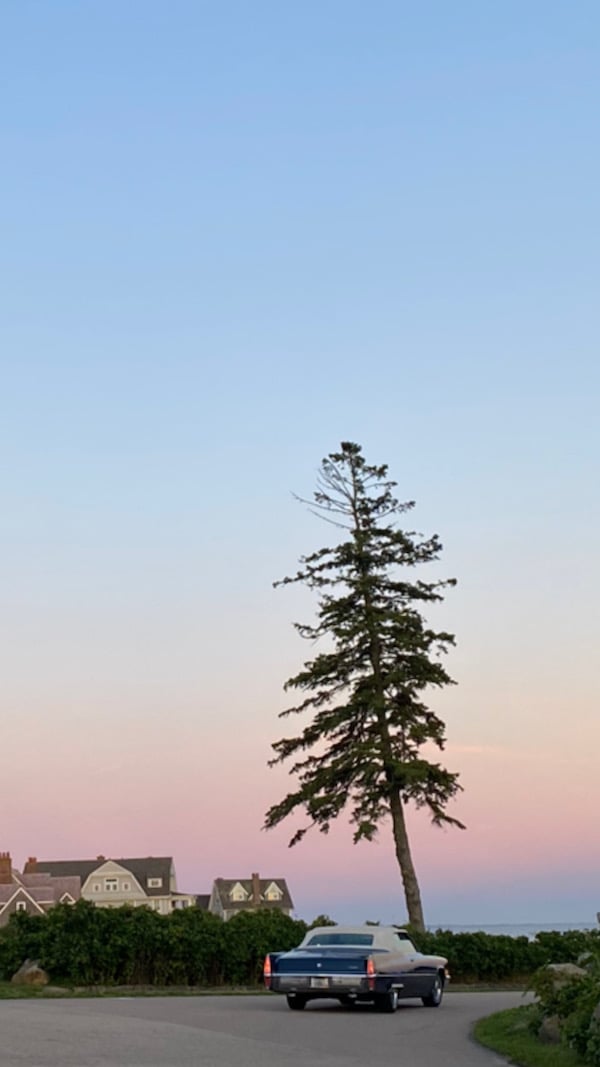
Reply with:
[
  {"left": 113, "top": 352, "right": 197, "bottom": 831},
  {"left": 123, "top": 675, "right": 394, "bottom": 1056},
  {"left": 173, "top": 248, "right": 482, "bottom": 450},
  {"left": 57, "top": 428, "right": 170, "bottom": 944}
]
[{"left": 0, "top": 991, "right": 529, "bottom": 1067}]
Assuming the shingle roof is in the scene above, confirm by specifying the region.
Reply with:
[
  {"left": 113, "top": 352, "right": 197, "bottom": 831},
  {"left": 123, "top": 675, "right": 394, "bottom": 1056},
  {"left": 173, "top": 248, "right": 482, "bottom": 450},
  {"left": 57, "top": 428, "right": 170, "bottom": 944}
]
[
  {"left": 213, "top": 877, "right": 293, "bottom": 912},
  {"left": 34, "top": 857, "right": 174, "bottom": 897},
  {"left": 0, "top": 876, "right": 80, "bottom": 907}
]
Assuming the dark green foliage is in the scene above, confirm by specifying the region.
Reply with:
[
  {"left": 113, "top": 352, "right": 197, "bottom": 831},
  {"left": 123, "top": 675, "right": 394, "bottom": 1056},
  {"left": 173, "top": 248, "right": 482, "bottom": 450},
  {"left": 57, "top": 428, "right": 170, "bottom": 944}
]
[
  {"left": 534, "top": 931, "right": 600, "bottom": 965},
  {"left": 411, "top": 928, "right": 600, "bottom": 984},
  {"left": 221, "top": 910, "right": 307, "bottom": 985},
  {"left": 0, "top": 911, "right": 47, "bottom": 979},
  {"left": 528, "top": 942, "right": 600, "bottom": 1066},
  {"left": 265, "top": 443, "right": 463, "bottom": 929},
  {"left": 307, "top": 914, "right": 337, "bottom": 928},
  {"left": 1, "top": 906, "right": 597, "bottom": 992},
  {"left": 166, "top": 909, "right": 225, "bottom": 986},
  {"left": 0, "top": 902, "right": 305, "bottom": 987}
]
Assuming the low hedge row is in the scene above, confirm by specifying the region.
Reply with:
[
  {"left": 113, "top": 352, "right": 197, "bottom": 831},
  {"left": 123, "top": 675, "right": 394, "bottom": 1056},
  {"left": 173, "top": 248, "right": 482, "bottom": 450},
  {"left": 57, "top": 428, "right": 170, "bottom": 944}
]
[
  {"left": 1, "top": 902, "right": 598, "bottom": 987},
  {"left": 0, "top": 902, "right": 306, "bottom": 986},
  {"left": 412, "top": 927, "right": 600, "bottom": 983}
]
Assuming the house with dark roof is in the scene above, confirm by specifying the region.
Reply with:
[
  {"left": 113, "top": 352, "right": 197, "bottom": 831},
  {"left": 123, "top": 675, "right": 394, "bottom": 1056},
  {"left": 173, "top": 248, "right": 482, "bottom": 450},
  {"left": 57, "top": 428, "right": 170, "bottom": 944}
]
[
  {"left": 209, "top": 872, "right": 293, "bottom": 921},
  {"left": 27, "top": 855, "right": 196, "bottom": 914},
  {"left": 0, "top": 852, "right": 80, "bottom": 926}
]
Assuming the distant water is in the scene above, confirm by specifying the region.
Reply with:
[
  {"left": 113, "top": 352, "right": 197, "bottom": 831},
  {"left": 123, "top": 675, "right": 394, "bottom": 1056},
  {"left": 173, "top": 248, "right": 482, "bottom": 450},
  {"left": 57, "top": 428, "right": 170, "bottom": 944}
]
[{"left": 428, "top": 922, "right": 598, "bottom": 939}]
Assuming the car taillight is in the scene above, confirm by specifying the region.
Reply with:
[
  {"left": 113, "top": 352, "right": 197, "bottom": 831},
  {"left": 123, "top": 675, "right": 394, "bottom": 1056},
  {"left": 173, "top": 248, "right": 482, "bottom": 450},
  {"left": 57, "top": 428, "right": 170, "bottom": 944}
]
[
  {"left": 263, "top": 955, "right": 272, "bottom": 989},
  {"left": 366, "top": 956, "right": 376, "bottom": 991}
]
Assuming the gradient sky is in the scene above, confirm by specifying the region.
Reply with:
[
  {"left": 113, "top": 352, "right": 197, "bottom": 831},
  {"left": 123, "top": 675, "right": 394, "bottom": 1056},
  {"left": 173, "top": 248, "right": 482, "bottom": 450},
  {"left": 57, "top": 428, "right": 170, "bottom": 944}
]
[{"left": 1, "top": 1, "right": 599, "bottom": 927}]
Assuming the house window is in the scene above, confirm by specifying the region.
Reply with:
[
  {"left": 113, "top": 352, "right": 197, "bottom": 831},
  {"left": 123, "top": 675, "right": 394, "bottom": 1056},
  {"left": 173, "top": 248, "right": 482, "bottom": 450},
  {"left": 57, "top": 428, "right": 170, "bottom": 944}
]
[
  {"left": 148, "top": 878, "right": 162, "bottom": 888},
  {"left": 230, "top": 885, "right": 247, "bottom": 902},
  {"left": 104, "top": 878, "right": 119, "bottom": 892},
  {"left": 16, "top": 901, "right": 27, "bottom": 912},
  {"left": 122, "top": 883, "right": 130, "bottom": 891},
  {"left": 265, "top": 888, "right": 282, "bottom": 901},
  {"left": 93, "top": 883, "right": 100, "bottom": 892}
]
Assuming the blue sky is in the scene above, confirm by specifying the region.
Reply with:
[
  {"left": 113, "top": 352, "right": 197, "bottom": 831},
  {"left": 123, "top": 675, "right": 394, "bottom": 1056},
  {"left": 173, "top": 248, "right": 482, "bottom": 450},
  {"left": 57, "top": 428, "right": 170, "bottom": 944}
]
[{"left": 1, "top": 1, "right": 599, "bottom": 925}]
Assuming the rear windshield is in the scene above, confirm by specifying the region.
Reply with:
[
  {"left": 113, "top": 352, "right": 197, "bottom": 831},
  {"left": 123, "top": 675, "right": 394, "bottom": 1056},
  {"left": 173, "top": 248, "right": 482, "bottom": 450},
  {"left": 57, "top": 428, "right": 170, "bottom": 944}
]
[{"left": 306, "top": 933, "right": 374, "bottom": 947}]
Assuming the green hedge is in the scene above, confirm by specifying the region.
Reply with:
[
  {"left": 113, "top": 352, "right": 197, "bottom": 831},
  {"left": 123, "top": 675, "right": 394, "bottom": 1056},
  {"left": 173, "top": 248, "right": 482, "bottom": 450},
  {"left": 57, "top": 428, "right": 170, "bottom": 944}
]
[
  {"left": 0, "top": 902, "right": 306, "bottom": 986},
  {"left": 1, "top": 903, "right": 598, "bottom": 987},
  {"left": 411, "top": 928, "right": 600, "bottom": 983}
]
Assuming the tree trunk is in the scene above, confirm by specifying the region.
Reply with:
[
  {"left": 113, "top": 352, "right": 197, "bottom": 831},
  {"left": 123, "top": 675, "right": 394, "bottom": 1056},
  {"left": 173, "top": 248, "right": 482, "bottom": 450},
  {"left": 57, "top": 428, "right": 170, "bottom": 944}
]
[{"left": 389, "top": 790, "right": 425, "bottom": 932}]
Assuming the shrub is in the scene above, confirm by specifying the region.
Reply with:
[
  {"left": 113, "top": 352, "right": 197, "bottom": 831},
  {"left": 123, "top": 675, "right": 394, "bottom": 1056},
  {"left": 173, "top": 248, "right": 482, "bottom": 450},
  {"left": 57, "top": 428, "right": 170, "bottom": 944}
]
[
  {"left": 410, "top": 928, "right": 600, "bottom": 985},
  {"left": 0, "top": 907, "right": 597, "bottom": 994},
  {"left": 529, "top": 946, "right": 600, "bottom": 1067},
  {"left": 221, "top": 909, "right": 306, "bottom": 985}
]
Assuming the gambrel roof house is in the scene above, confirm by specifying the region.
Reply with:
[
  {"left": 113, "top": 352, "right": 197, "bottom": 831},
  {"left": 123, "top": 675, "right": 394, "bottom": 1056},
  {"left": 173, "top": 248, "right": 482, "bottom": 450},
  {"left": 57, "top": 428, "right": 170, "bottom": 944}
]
[
  {"left": 209, "top": 872, "right": 293, "bottom": 921},
  {"left": 28, "top": 855, "right": 196, "bottom": 914},
  {"left": 0, "top": 852, "right": 80, "bottom": 926}
]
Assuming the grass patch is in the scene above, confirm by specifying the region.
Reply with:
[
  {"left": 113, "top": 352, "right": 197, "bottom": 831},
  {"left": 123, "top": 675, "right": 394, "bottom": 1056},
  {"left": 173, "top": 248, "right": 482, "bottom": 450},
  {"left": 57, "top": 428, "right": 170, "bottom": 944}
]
[
  {"left": 474, "top": 1005, "right": 585, "bottom": 1067},
  {"left": 0, "top": 982, "right": 270, "bottom": 999}
]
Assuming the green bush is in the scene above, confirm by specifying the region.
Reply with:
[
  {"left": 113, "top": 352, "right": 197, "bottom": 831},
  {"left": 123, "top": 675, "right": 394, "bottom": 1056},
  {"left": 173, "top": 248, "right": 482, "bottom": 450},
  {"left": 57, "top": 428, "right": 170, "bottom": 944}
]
[
  {"left": 0, "top": 906, "right": 598, "bottom": 993},
  {"left": 0, "top": 901, "right": 306, "bottom": 987},
  {"left": 409, "top": 928, "right": 600, "bottom": 985},
  {"left": 221, "top": 909, "right": 307, "bottom": 985},
  {"left": 528, "top": 946, "right": 600, "bottom": 1066}
]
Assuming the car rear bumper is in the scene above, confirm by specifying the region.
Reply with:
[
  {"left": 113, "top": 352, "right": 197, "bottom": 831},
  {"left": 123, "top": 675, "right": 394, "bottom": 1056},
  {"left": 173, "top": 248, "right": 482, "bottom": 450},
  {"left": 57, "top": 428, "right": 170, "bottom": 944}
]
[
  {"left": 271, "top": 973, "right": 370, "bottom": 995},
  {"left": 269, "top": 972, "right": 440, "bottom": 999}
]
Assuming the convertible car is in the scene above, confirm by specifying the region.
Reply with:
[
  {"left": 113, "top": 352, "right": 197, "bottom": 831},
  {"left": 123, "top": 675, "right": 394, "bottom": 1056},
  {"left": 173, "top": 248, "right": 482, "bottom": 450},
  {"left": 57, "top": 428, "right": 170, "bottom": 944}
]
[{"left": 264, "top": 924, "right": 449, "bottom": 1012}]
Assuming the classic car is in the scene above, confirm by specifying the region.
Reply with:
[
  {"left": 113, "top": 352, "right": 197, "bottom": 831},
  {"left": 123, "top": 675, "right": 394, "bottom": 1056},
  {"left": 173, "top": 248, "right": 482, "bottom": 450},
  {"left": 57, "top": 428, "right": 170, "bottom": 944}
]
[{"left": 264, "top": 924, "right": 449, "bottom": 1013}]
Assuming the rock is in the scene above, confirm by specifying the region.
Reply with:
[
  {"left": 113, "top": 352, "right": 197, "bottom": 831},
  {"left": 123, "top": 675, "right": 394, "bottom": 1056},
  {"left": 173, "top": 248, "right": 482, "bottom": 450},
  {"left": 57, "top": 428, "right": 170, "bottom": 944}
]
[
  {"left": 545, "top": 962, "right": 587, "bottom": 988},
  {"left": 538, "top": 1015, "right": 561, "bottom": 1044},
  {"left": 11, "top": 959, "right": 49, "bottom": 986}
]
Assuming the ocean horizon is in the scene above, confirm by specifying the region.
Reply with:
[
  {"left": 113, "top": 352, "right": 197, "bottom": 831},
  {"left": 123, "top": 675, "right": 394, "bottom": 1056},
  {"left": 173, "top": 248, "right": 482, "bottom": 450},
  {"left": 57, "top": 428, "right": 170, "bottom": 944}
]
[{"left": 428, "top": 921, "right": 599, "bottom": 938}]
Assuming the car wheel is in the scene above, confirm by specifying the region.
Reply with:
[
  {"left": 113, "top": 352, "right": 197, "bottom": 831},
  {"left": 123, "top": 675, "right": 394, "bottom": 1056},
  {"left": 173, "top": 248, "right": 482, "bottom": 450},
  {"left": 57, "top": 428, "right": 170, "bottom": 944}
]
[
  {"left": 376, "top": 988, "right": 398, "bottom": 1013},
  {"left": 422, "top": 974, "right": 444, "bottom": 1007},
  {"left": 286, "top": 994, "right": 307, "bottom": 1010}
]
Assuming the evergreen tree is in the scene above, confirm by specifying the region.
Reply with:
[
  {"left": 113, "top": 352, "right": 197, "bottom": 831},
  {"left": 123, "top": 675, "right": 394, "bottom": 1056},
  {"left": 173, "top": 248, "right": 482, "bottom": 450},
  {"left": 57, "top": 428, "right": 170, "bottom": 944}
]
[{"left": 264, "top": 442, "right": 464, "bottom": 931}]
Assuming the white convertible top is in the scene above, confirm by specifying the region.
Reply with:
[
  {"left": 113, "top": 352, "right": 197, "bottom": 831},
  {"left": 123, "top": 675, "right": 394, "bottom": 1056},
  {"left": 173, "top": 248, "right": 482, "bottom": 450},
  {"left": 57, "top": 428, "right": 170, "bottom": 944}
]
[{"left": 299, "top": 925, "right": 416, "bottom": 953}]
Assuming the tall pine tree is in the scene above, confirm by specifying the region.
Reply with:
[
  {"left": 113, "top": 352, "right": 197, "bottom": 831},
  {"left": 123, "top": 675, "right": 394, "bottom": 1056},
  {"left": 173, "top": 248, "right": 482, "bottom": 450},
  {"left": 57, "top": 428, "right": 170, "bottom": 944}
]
[{"left": 264, "top": 442, "right": 464, "bottom": 931}]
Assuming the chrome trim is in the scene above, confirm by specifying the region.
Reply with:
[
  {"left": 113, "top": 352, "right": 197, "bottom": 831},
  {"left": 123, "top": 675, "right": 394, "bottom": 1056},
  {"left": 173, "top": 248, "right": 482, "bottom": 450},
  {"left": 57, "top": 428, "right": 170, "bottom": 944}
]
[{"left": 272, "top": 972, "right": 368, "bottom": 980}]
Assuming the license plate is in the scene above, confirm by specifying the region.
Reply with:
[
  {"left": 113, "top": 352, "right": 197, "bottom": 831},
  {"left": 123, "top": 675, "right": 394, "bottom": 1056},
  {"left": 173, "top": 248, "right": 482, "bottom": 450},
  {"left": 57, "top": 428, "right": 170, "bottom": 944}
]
[{"left": 310, "top": 977, "right": 330, "bottom": 989}]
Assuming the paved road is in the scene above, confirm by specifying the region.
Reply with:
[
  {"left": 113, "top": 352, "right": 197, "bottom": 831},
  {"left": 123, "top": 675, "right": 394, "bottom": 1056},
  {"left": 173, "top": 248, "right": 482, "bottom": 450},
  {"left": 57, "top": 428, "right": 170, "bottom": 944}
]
[{"left": 0, "top": 992, "right": 529, "bottom": 1067}]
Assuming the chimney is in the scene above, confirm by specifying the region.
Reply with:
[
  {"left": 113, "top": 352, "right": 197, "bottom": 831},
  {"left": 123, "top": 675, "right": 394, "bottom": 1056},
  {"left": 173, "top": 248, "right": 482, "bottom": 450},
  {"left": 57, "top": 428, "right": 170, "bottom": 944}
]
[
  {"left": 24, "top": 857, "right": 38, "bottom": 874},
  {"left": 0, "top": 852, "right": 12, "bottom": 884},
  {"left": 251, "top": 871, "right": 261, "bottom": 906}
]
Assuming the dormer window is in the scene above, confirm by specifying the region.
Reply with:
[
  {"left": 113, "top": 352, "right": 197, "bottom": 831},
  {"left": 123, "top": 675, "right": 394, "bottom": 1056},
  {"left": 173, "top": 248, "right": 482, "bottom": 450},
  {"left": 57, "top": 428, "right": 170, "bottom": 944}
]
[
  {"left": 229, "top": 882, "right": 248, "bottom": 902},
  {"left": 148, "top": 878, "right": 163, "bottom": 888},
  {"left": 265, "top": 883, "right": 283, "bottom": 902}
]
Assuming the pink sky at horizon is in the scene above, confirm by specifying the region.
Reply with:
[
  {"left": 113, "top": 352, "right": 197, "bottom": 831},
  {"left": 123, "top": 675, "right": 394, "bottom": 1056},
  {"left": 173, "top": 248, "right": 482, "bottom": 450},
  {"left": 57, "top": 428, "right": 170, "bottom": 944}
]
[
  {"left": 5, "top": 722, "right": 599, "bottom": 925},
  {"left": 4, "top": 570, "right": 599, "bottom": 928}
]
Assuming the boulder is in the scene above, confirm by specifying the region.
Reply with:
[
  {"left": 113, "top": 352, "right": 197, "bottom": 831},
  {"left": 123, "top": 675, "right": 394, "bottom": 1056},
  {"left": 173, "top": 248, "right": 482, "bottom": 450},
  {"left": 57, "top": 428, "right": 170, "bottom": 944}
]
[
  {"left": 538, "top": 1014, "right": 561, "bottom": 1044},
  {"left": 544, "top": 962, "right": 587, "bottom": 988},
  {"left": 11, "top": 959, "right": 49, "bottom": 986}
]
